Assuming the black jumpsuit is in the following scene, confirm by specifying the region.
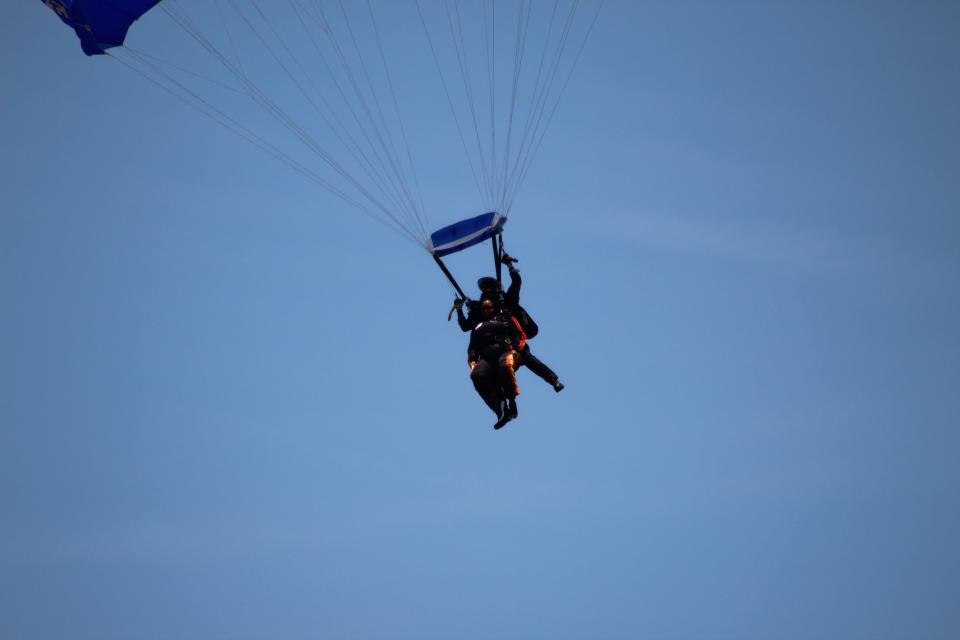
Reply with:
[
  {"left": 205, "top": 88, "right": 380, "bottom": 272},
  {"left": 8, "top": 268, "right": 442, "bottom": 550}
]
[
  {"left": 457, "top": 267, "right": 560, "bottom": 386},
  {"left": 467, "top": 314, "right": 525, "bottom": 415}
]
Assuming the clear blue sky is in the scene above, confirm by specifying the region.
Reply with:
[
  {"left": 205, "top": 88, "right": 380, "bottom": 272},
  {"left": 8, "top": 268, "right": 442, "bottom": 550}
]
[{"left": 3, "top": 1, "right": 959, "bottom": 639}]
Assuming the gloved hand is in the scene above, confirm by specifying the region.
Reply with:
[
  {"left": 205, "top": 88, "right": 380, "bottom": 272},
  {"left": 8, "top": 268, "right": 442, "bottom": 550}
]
[
  {"left": 501, "top": 253, "right": 515, "bottom": 265},
  {"left": 454, "top": 298, "right": 463, "bottom": 309}
]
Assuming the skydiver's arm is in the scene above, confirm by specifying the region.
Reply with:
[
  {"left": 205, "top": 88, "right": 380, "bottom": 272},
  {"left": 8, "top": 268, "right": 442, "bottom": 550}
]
[
  {"left": 505, "top": 266, "right": 521, "bottom": 307},
  {"left": 457, "top": 307, "right": 473, "bottom": 332},
  {"left": 467, "top": 335, "right": 479, "bottom": 369},
  {"left": 458, "top": 301, "right": 480, "bottom": 332}
]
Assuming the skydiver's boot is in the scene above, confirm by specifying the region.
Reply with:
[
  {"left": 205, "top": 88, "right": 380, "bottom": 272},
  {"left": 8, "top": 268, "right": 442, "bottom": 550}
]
[
  {"left": 521, "top": 348, "right": 562, "bottom": 391},
  {"left": 494, "top": 399, "right": 513, "bottom": 430},
  {"left": 495, "top": 397, "right": 518, "bottom": 430}
]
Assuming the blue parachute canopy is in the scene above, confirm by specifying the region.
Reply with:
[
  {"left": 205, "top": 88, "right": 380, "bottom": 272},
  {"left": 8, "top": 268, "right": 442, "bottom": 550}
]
[
  {"left": 42, "top": 0, "right": 161, "bottom": 56},
  {"left": 428, "top": 212, "right": 507, "bottom": 258}
]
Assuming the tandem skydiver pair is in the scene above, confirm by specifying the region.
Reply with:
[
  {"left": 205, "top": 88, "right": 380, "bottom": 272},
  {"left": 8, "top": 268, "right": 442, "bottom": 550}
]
[{"left": 453, "top": 254, "right": 563, "bottom": 430}]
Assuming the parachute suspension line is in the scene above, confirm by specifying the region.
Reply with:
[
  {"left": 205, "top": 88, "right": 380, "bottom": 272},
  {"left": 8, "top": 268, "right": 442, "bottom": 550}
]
[
  {"left": 334, "top": 0, "right": 409, "bottom": 206},
  {"left": 271, "top": 0, "right": 431, "bottom": 245},
  {"left": 306, "top": 0, "right": 428, "bottom": 241},
  {"left": 365, "top": 0, "right": 431, "bottom": 242},
  {"left": 107, "top": 48, "right": 422, "bottom": 247},
  {"left": 412, "top": 0, "right": 598, "bottom": 220},
  {"left": 500, "top": 0, "right": 577, "bottom": 215},
  {"left": 121, "top": 46, "right": 246, "bottom": 95},
  {"left": 118, "top": 52, "right": 418, "bottom": 246},
  {"left": 262, "top": 0, "right": 424, "bottom": 238},
  {"left": 414, "top": 0, "right": 486, "bottom": 205},
  {"left": 446, "top": 0, "right": 494, "bottom": 208},
  {"left": 166, "top": 1, "right": 424, "bottom": 243},
  {"left": 497, "top": 0, "right": 534, "bottom": 215},
  {"left": 234, "top": 1, "right": 375, "bottom": 170},
  {"left": 317, "top": 0, "right": 416, "bottom": 224},
  {"left": 482, "top": 0, "right": 496, "bottom": 213},
  {"left": 159, "top": 1, "right": 426, "bottom": 246},
  {"left": 286, "top": 0, "right": 421, "bottom": 229},
  {"left": 224, "top": 0, "right": 415, "bottom": 225},
  {"left": 332, "top": 0, "right": 429, "bottom": 242},
  {"left": 504, "top": 0, "right": 604, "bottom": 217},
  {"left": 179, "top": 0, "right": 424, "bottom": 241},
  {"left": 113, "top": 47, "right": 320, "bottom": 195},
  {"left": 292, "top": 0, "right": 405, "bottom": 202},
  {"left": 214, "top": 0, "right": 247, "bottom": 80},
  {"left": 491, "top": 0, "right": 559, "bottom": 215}
]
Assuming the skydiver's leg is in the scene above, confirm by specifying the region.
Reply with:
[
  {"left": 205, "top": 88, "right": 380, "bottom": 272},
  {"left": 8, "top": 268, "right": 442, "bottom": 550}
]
[
  {"left": 493, "top": 351, "right": 520, "bottom": 426},
  {"left": 496, "top": 351, "right": 520, "bottom": 400},
  {"left": 519, "top": 346, "right": 563, "bottom": 390},
  {"left": 495, "top": 351, "right": 520, "bottom": 398},
  {"left": 470, "top": 359, "right": 503, "bottom": 416}
]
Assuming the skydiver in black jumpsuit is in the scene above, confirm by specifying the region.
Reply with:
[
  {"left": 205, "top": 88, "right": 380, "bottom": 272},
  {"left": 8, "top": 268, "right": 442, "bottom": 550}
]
[
  {"left": 468, "top": 299, "right": 525, "bottom": 429},
  {"left": 455, "top": 255, "right": 564, "bottom": 392}
]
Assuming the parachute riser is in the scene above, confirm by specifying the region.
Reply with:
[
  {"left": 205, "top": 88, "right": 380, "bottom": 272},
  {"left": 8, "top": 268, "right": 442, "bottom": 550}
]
[
  {"left": 493, "top": 234, "right": 503, "bottom": 285},
  {"left": 432, "top": 254, "right": 468, "bottom": 301}
]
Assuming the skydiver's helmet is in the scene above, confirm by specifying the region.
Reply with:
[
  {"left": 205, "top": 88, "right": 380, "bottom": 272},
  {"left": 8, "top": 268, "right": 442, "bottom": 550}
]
[
  {"left": 477, "top": 277, "right": 506, "bottom": 310},
  {"left": 477, "top": 277, "right": 506, "bottom": 311},
  {"left": 477, "top": 276, "right": 500, "bottom": 293}
]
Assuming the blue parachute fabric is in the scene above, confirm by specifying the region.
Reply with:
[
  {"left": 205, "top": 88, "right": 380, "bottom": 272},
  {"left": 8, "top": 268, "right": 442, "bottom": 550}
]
[
  {"left": 429, "top": 212, "right": 506, "bottom": 258},
  {"left": 42, "top": 0, "right": 162, "bottom": 56}
]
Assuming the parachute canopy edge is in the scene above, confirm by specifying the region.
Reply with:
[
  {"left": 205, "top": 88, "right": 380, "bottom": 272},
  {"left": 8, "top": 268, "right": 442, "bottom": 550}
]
[
  {"left": 428, "top": 212, "right": 507, "bottom": 258},
  {"left": 43, "top": 0, "right": 162, "bottom": 56}
]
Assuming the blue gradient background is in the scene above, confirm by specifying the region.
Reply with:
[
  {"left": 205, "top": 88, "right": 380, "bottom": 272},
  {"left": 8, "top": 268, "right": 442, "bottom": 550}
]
[{"left": 2, "top": 1, "right": 959, "bottom": 639}]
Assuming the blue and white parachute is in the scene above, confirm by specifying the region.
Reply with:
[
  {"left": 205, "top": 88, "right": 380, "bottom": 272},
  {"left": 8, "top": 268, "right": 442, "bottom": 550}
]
[{"left": 43, "top": 0, "right": 160, "bottom": 55}]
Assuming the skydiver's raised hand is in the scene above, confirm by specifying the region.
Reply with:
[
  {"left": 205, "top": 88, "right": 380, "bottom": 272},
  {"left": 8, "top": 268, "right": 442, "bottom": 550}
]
[{"left": 449, "top": 298, "right": 466, "bottom": 322}]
